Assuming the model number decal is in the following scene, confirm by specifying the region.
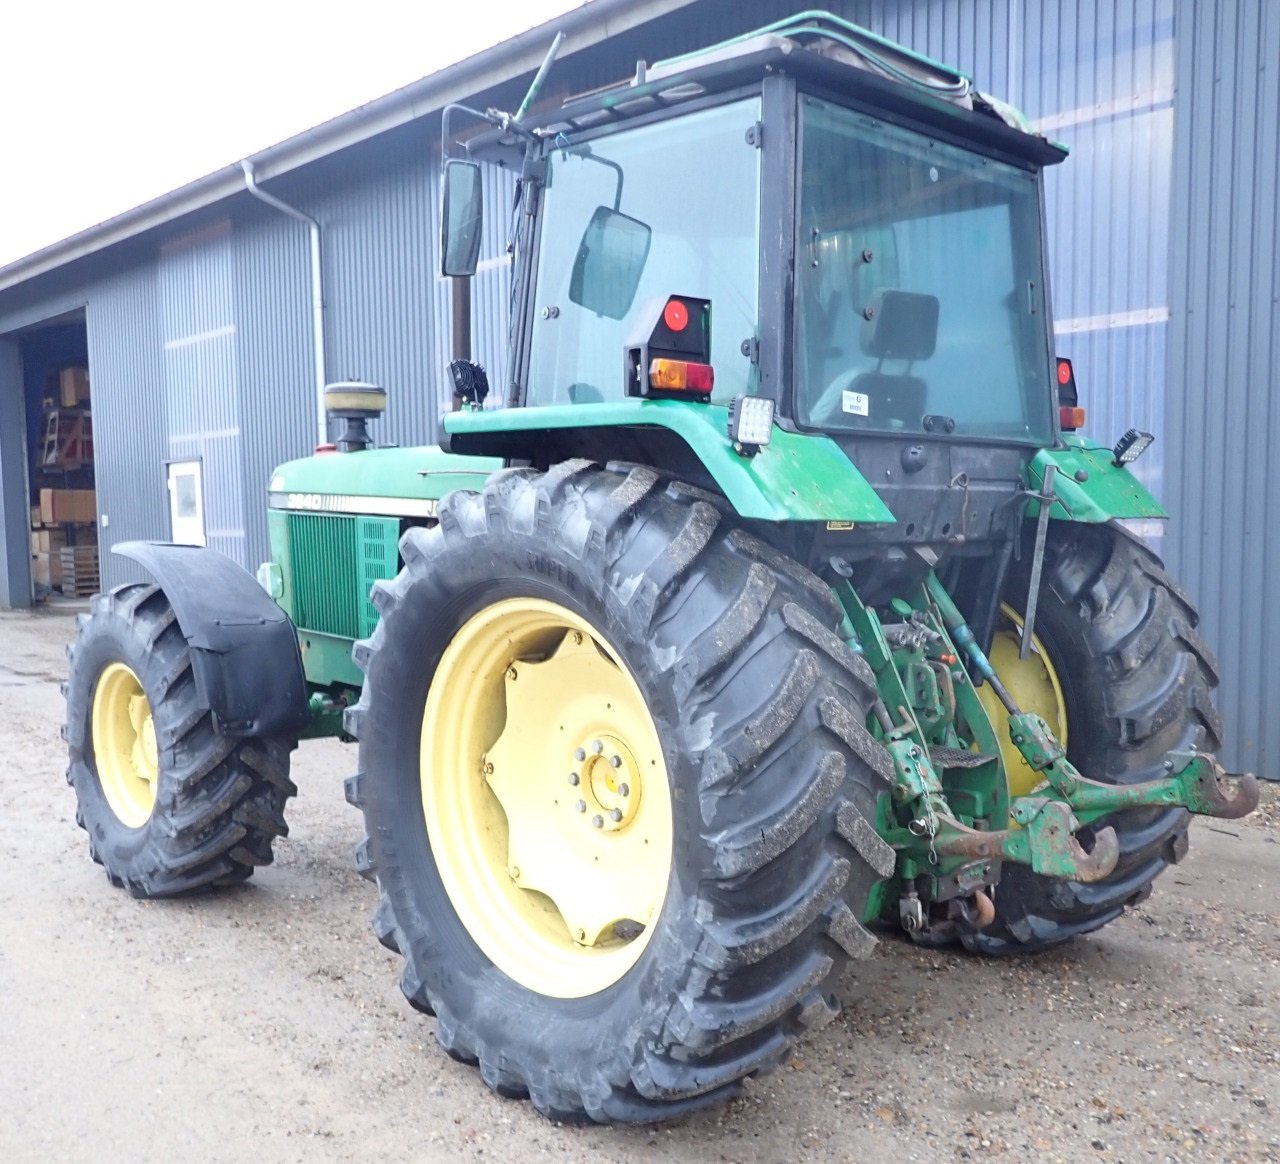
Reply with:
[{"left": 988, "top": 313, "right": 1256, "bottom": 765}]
[
  {"left": 288, "top": 493, "right": 335, "bottom": 510},
  {"left": 271, "top": 492, "right": 439, "bottom": 518}
]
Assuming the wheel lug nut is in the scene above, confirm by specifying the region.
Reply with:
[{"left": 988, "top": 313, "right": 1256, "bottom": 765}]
[
  {"left": 568, "top": 772, "right": 580, "bottom": 786},
  {"left": 575, "top": 800, "right": 587, "bottom": 813},
  {"left": 592, "top": 815, "right": 604, "bottom": 829},
  {"left": 592, "top": 739, "right": 604, "bottom": 754},
  {"left": 609, "top": 808, "right": 623, "bottom": 822},
  {"left": 574, "top": 747, "right": 586, "bottom": 762},
  {"left": 609, "top": 754, "right": 622, "bottom": 768},
  {"left": 618, "top": 783, "right": 630, "bottom": 797}
]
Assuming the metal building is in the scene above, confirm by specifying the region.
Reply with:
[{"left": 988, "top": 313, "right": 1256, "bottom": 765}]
[{"left": 0, "top": 0, "right": 1275, "bottom": 776}]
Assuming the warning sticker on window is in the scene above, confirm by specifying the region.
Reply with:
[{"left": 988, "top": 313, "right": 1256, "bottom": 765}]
[{"left": 842, "top": 390, "right": 870, "bottom": 417}]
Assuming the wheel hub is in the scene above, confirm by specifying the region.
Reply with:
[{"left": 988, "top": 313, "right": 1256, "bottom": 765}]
[
  {"left": 976, "top": 604, "right": 1068, "bottom": 801},
  {"left": 485, "top": 632, "right": 665, "bottom": 947},
  {"left": 570, "top": 733, "right": 640, "bottom": 833},
  {"left": 91, "top": 662, "right": 159, "bottom": 828}
]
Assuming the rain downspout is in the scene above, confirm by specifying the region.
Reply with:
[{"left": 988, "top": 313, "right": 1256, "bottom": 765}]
[{"left": 240, "top": 160, "right": 327, "bottom": 446}]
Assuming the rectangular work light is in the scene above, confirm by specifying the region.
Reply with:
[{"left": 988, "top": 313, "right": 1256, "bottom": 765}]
[
  {"left": 727, "top": 394, "right": 775, "bottom": 454},
  {"left": 1112, "top": 428, "right": 1154, "bottom": 466}
]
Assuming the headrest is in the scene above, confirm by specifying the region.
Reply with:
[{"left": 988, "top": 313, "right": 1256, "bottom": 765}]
[{"left": 860, "top": 289, "right": 940, "bottom": 361}]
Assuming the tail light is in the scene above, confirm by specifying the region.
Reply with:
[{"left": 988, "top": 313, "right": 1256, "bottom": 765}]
[{"left": 1056, "top": 358, "right": 1085, "bottom": 431}]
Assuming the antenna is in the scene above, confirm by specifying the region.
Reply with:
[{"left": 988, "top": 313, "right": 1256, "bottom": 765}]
[{"left": 514, "top": 31, "right": 566, "bottom": 126}]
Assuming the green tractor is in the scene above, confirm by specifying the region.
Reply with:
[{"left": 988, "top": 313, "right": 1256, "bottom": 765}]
[{"left": 64, "top": 13, "right": 1258, "bottom": 1125}]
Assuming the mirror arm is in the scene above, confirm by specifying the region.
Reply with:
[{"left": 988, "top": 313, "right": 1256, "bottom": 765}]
[
  {"left": 441, "top": 103, "right": 508, "bottom": 166},
  {"left": 556, "top": 144, "right": 625, "bottom": 211}
]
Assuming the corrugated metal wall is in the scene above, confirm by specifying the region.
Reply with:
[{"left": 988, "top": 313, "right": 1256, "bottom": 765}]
[
  {"left": 1165, "top": 0, "right": 1280, "bottom": 774},
  {"left": 158, "top": 224, "right": 247, "bottom": 565},
  {"left": 298, "top": 150, "right": 439, "bottom": 444},
  {"left": 0, "top": 337, "right": 26, "bottom": 607},
  {"left": 232, "top": 203, "right": 316, "bottom": 552},
  {"left": 86, "top": 265, "right": 173, "bottom": 587},
  {"left": 854, "top": 0, "right": 1177, "bottom": 514}
]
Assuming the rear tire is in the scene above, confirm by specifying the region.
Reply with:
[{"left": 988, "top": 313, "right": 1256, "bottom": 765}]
[
  {"left": 64, "top": 583, "right": 297, "bottom": 896},
  {"left": 967, "top": 523, "right": 1222, "bottom": 954},
  {"left": 345, "top": 462, "right": 895, "bottom": 1123}
]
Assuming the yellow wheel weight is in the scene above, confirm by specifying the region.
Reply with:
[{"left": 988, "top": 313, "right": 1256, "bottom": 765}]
[
  {"left": 974, "top": 604, "right": 1069, "bottom": 803},
  {"left": 420, "top": 598, "right": 673, "bottom": 999},
  {"left": 91, "top": 662, "right": 160, "bottom": 829}
]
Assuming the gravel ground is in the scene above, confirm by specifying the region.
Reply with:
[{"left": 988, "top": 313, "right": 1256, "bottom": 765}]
[{"left": 1, "top": 603, "right": 1276, "bottom": 1163}]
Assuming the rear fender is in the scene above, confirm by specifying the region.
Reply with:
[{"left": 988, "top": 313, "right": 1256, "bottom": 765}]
[
  {"left": 112, "top": 541, "right": 310, "bottom": 739},
  {"left": 1025, "top": 443, "right": 1167, "bottom": 522},
  {"left": 442, "top": 399, "right": 895, "bottom": 524}
]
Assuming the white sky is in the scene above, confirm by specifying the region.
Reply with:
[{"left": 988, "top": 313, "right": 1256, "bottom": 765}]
[{"left": 0, "top": 0, "right": 584, "bottom": 268}]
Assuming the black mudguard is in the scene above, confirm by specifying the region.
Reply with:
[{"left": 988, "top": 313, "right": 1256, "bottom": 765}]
[{"left": 112, "top": 541, "right": 310, "bottom": 739}]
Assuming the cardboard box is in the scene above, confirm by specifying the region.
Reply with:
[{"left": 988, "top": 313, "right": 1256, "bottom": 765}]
[
  {"left": 30, "top": 528, "right": 68, "bottom": 555},
  {"left": 31, "top": 552, "right": 64, "bottom": 588},
  {"left": 39, "top": 488, "right": 96, "bottom": 525},
  {"left": 59, "top": 367, "right": 90, "bottom": 408}
]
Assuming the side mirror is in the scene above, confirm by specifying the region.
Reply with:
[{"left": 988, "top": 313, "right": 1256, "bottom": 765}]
[
  {"left": 569, "top": 206, "right": 652, "bottom": 320},
  {"left": 441, "top": 160, "right": 483, "bottom": 277}
]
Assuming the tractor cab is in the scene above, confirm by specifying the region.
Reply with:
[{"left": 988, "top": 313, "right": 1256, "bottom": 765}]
[{"left": 442, "top": 12, "right": 1068, "bottom": 547}]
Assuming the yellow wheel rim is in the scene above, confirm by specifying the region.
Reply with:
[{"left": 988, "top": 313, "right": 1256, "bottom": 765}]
[
  {"left": 420, "top": 598, "right": 673, "bottom": 998},
  {"left": 975, "top": 604, "right": 1069, "bottom": 803},
  {"left": 91, "top": 662, "right": 160, "bottom": 829}
]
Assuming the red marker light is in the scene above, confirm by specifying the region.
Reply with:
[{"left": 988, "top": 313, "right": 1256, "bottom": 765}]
[
  {"left": 685, "top": 361, "right": 714, "bottom": 392},
  {"left": 1057, "top": 359, "right": 1072, "bottom": 385},
  {"left": 663, "top": 298, "right": 689, "bottom": 332}
]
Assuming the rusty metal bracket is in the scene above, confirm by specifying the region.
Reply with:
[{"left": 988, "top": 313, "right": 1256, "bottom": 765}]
[
  {"left": 924, "top": 801, "right": 1119, "bottom": 883},
  {"left": 1006, "top": 713, "right": 1260, "bottom": 824},
  {"left": 1167, "top": 753, "right": 1259, "bottom": 819}
]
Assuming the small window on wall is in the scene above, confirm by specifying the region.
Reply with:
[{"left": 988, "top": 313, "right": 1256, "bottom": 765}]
[{"left": 166, "top": 460, "right": 205, "bottom": 546}]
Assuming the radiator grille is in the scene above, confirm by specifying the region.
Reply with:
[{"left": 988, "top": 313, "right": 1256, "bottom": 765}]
[
  {"left": 357, "top": 516, "right": 399, "bottom": 638},
  {"left": 287, "top": 512, "right": 399, "bottom": 639}
]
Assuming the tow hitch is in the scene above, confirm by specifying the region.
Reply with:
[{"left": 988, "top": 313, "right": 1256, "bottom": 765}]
[{"left": 837, "top": 568, "right": 1259, "bottom": 939}]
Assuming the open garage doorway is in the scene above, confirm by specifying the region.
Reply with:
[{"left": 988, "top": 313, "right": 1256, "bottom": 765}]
[{"left": 2, "top": 310, "right": 99, "bottom": 606}]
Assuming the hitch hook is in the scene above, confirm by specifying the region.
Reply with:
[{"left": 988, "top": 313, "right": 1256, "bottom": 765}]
[{"left": 1172, "top": 753, "right": 1260, "bottom": 820}]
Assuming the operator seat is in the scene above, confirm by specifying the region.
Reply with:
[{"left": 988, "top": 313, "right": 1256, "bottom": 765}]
[{"left": 816, "top": 288, "right": 939, "bottom": 428}]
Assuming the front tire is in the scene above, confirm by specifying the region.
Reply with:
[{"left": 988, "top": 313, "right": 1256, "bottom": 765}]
[
  {"left": 345, "top": 462, "right": 895, "bottom": 1123},
  {"left": 64, "top": 583, "right": 297, "bottom": 896},
  {"left": 969, "top": 523, "right": 1222, "bottom": 953}
]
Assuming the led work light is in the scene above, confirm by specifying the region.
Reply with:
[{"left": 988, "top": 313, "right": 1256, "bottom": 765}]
[
  {"left": 1112, "top": 428, "right": 1154, "bottom": 466},
  {"left": 727, "top": 395, "right": 775, "bottom": 454}
]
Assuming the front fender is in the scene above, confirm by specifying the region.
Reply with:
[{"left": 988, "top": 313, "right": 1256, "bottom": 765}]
[{"left": 112, "top": 542, "right": 310, "bottom": 739}]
